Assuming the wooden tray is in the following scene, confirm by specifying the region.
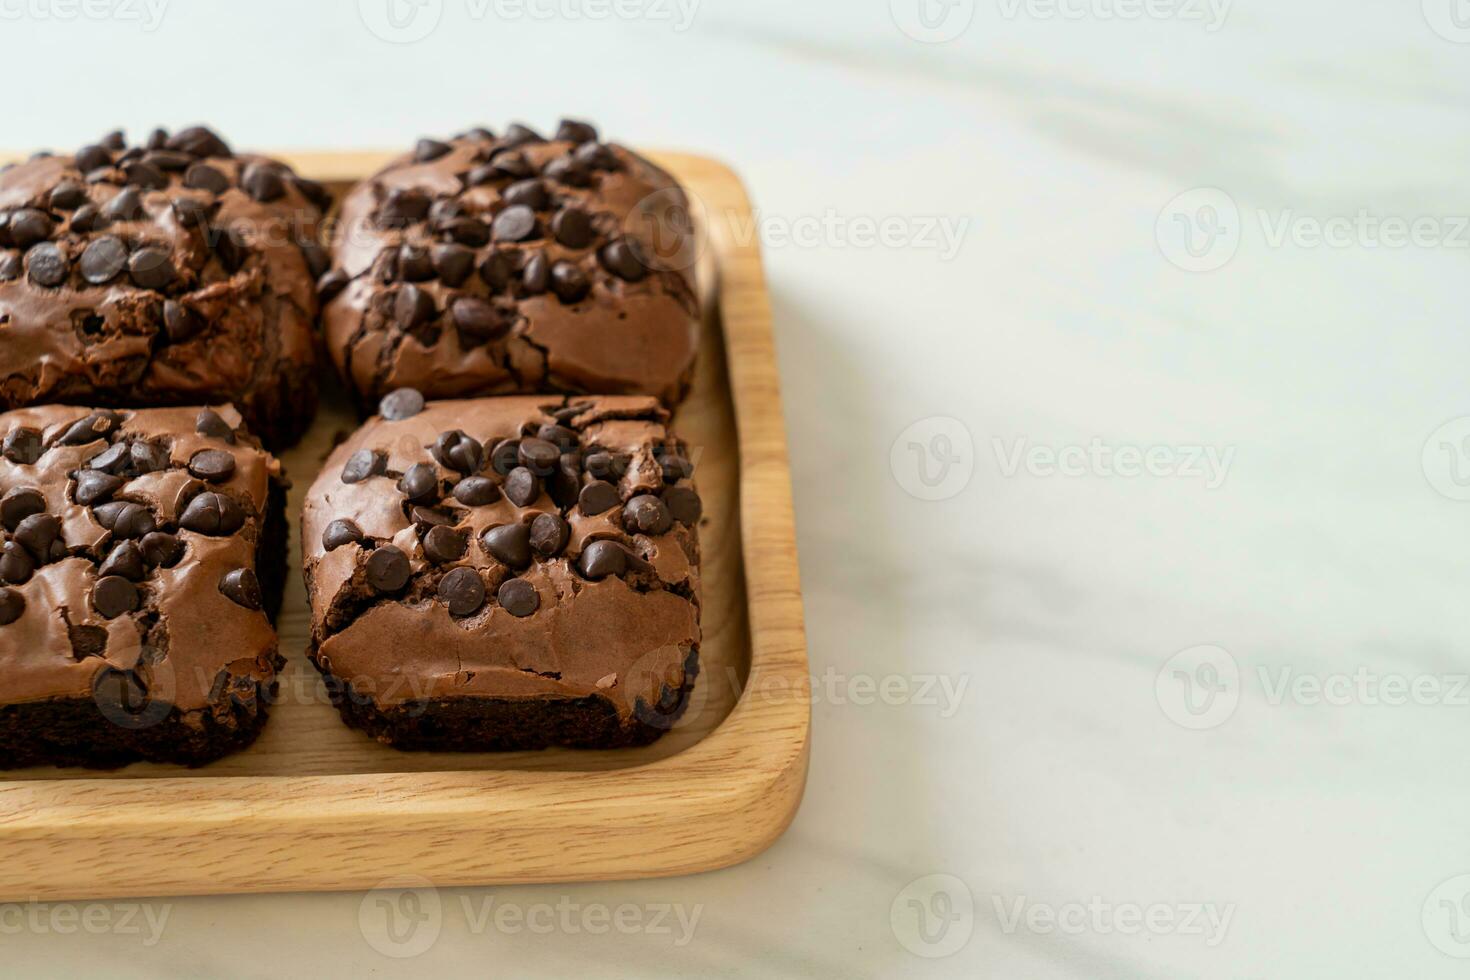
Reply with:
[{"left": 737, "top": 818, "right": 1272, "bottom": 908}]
[{"left": 0, "top": 152, "right": 810, "bottom": 900}]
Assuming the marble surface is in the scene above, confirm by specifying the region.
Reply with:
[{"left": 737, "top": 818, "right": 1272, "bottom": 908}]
[{"left": 5, "top": 0, "right": 1470, "bottom": 976}]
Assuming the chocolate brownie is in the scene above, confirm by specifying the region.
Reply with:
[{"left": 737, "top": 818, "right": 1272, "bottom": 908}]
[
  {"left": 320, "top": 120, "right": 699, "bottom": 414},
  {"left": 301, "top": 391, "right": 703, "bottom": 751},
  {"left": 0, "top": 404, "right": 287, "bottom": 768},
  {"left": 0, "top": 126, "right": 329, "bottom": 449}
]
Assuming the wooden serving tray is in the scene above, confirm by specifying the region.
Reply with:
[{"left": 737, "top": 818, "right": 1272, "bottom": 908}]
[{"left": 0, "top": 152, "right": 810, "bottom": 900}]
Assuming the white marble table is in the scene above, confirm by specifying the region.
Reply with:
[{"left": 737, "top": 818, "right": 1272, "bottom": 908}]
[{"left": 6, "top": 0, "right": 1470, "bottom": 976}]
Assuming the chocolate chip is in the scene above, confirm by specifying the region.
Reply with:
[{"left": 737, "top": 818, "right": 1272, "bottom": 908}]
[
  {"left": 302, "top": 242, "right": 330, "bottom": 279},
  {"left": 490, "top": 438, "right": 521, "bottom": 475},
  {"left": 341, "top": 449, "right": 385, "bottom": 484},
  {"left": 168, "top": 126, "right": 232, "bottom": 159},
  {"left": 2, "top": 427, "right": 41, "bottom": 465},
  {"left": 394, "top": 284, "right": 437, "bottom": 330},
  {"left": 9, "top": 209, "right": 53, "bottom": 248},
  {"left": 432, "top": 244, "right": 473, "bottom": 286},
  {"left": 69, "top": 205, "right": 104, "bottom": 235},
  {"left": 550, "top": 261, "right": 590, "bottom": 304},
  {"left": 129, "top": 441, "right": 169, "bottom": 474},
  {"left": 79, "top": 236, "right": 128, "bottom": 284},
  {"left": 543, "top": 156, "right": 591, "bottom": 188},
  {"left": 504, "top": 467, "right": 539, "bottom": 507},
  {"left": 481, "top": 523, "right": 531, "bottom": 569},
  {"left": 74, "top": 470, "right": 123, "bottom": 506},
  {"left": 240, "top": 163, "right": 284, "bottom": 202},
  {"left": 660, "top": 453, "right": 694, "bottom": 483},
  {"left": 517, "top": 438, "right": 559, "bottom": 477},
  {"left": 623, "top": 494, "right": 673, "bottom": 535},
  {"left": 584, "top": 451, "right": 628, "bottom": 482},
  {"left": 49, "top": 182, "right": 88, "bottom": 210},
  {"left": 140, "top": 532, "right": 183, "bottom": 567},
  {"left": 423, "top": 524, "right": 468, "bottom": 564},
  {"left": 0, "top": 251, "right": 21, "bottom": 282},
  {"left": 322, "top": 519, "right": 363, "bottom": 551},
  {"left": 27, "top": 243, "right": 68, "bottom": 288},
  {"left": 172, "top": 196, "right": 210, "bottom": 228},
  {"left": 163, "top": 300, "right": 205, "bottom": 342},
  {"left": 123, "top": 161, "right": 167, "bottom": 190},
  {"left": 1, "top": 487, "right": 44, "bottom": 530},
  {"left": 491, "top": 205, "right": 537, "bottom": 242},
  {"left": 529, "top": 513, "right": 569, "bottom": 558},
  {"left": 102, "top": 187, "right": 145, "bottom": 221},
  {"left": 446, "top": 217, "right": 490, "bottom": 247},
  {"left": 0, "top": 544, "right": 31, "bottom": 585},
  {"left": 145, "top": 150, "right": 192, "bottom": 172},
  {"left": 366, "top": 545, "right": 411, "bottom": 592},
  {"left": 98, "top": 540, "right": 146, "bottom": 581},
  {"left": 397, "top": 244, "right": 433, "bottom": 282},
  {"left": 498, "top": 578, "right": 539, "bottom": 617},
  {"left": 446, "top": 297, "right": 505, "bottom": 344},
  {"left": 599, "top": 239, "right": 648, "bottom": 282},
  {"left": 13, "top": 513, "right": 59, "bottom": 561},
  {"left": 188, "top": 449, "right": 235, "bottom": 483},
  {"left": 438, "top": 566, "right": 485, "bottom": 617},
  {"left": 479, "top": 250, "right": 519, "bottom": 290},
  {"left": 217, "top": 567, "right": 263, "bottom": 610},
  {"left": 0, "top": 587, "right": 22, "bottom": 625},
  {"left": 415, "top": 138, "right": 453, "bottom": 163},
  {"left": 578, "top": 540, "right": 627, "bottom": 580},
  {"left": 195, "top": 408, "right": 236, "bottom": 443},
  {"left": 179, "top": 492, "right": 244, "bottom": 536},
  {"left": 379, "top": 188, "right": 430, "bottom": 227},
  {"left": 75, "top": 144, "right": 113, "bottom": 173},
  {"left": 318, "top": 269, "right": 350, "bottom": 301},
  {"left": 578, "top": 480, "right": 621, "bottom": 517},
  {"left": 93, "top": 576, "right": 139, "bottom": 618},
  {"left": 59, "top": 410, "right": 120, "bottom": 446},
  {"left": 551, "top": 208, "right": 594, "bottom": 249},
  {"left": 489, "top": 150, "right": 534, "bottom": 179},
  {"left": 379, "top": 387, "right": 425, "bottom": 421},
  {"left": 502, "top": 123, "right": 544, "bottom": 148},
  {"left": 398, "top": 462, "right": 439, "bottom": 503},
  {"left": 96, "top": 502, "right": 155, "bottom": 540},
  {"left": 128, "top": 246, "right": 177, "bottom": 290},
  {"left": 452, "top": 476, "right": 500, "bottom": 506},
  {"left": 183, "top": 162, "right": 230, "bottom": 194},
  {"left": 535, "top": 424, "right": 579, "bottom": 454},
  {"left": 411, "top": 505, "right": 455, "bottom": 529},
  {"left": 521, "top": 252, "right": 549, "bottom": 294},
  {"left": 502, "top": 179, "right": 549, "bottom": 210},
  {"left": 555, "top": 119, "right": 599, "bottom": 145},
  {"left": 432, "top": 430, "right": 484, "bottom": 474},
  {"left": 88, "top": 444, "right": 130, "bottom": 473}
]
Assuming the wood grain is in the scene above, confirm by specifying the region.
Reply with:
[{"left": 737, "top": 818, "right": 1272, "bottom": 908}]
[{"left": 0, "top": 152, "right": 810, "bottom": 900}]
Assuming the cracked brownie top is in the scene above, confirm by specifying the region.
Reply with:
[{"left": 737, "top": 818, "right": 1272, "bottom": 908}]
[
  {"left": 0, "top": 403, "right": 282, "bottom": 716},
  {"left": 320, "top": 119, "right": 700, "bottom": 413},
  {"left": 0, "top": 125, "right": 327, "bottom": 446},
  {"left": 301, "top": 391, "right": 703, "bottom": 717}
]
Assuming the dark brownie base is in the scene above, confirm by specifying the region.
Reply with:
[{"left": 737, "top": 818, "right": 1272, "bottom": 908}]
[
  {"left": 0, "top": 469, "right": 291, "bottom": 771},
  {"left": 309, "top": 648, "right": 701, "bottom": 752}
]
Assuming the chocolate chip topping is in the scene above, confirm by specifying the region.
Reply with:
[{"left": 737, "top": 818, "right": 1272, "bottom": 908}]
[
  {"left": 379, "top": 388, "right": 425, "bottom": 421},
  {"left": 27, "top": 243, "right": 68, "bottom": 288},
  {"left": 398, "top": 463, "right": 439, "bottom": 503},
  {"left": 341, "top": 449, "right": 385, "bottom": 484},
  {"left": 195, "top": 409, "right": 238, "bottom": 444},
  {"left": 452, "top": 476, "right": 500, "bottom": 506},
  {"left": 504, "top": 467, "right": 539, "bottom": 507},
  {"left": 3, "top": 428, "right": 41, "bottom": 465},
  {"left": 578, "top": 480, "right": 620, "bottom": 517},
  {"left": 323, "top": 518, "right": 363, "bottom": 551},
  {"left": 490, "top": 438, "right": 521, "bottom": 475},
  {"left": 366, "top": 545, "right": 411, "bottom": 593},
  {"left": 497, "top": 578, "right": 539, "bottom": 618},
  {"left": 179, "top": 492, "right": 244, "bottom": 535},
  {"left": 139, "top": 531, "right": 184, "bottom": 568},
  {"left": 79, "top": 236, "right": 128, "bottom": 284},
  {"left": 95, "top": 501, "right": 156, "bottom": 539},
  {"left": 0, "top": 587, "right": 23, "bottom": 626},
  {"left": 578, "top": 540, "right": 628, "bottom": 580},
  {"left": 438, "top": 566, "right": 485, "bottom": 617},
  {"left": 14, "top": 513, "right": 59, "bottom": 561},
  {"left": 163, "top": 301, "right": 205, "bottom": 342},
  {"left": 517, "top": 438, "right": 559, "bottom": 476},
  {"left": 491, "top": 205, "right": 538, "bottom": 243},
  {"left": 432, "top": 430, "right": 484, "bottom": 474},
  {"left": 0, "top": 542, "right": 34, "bottom": 585},
  {"left": 482, "top": 523, "right": 531, "bottom": 570},
  {"left": 623, "top": 494, "right": 674, "bottom": 536},
  {"left": 423, "top": 524, "right": 468, "bottom": 565},
  {"left": 551, "top": 208, "right": 594, "bottom": 249},
  {"left": 188, "top": 449, "right": 236, "bottom": 483},
  {"left": 220, "top": 568, "right": 263, "bottom": 610},
  {"left": 528, "top": 513, "right": 569, "bottom": 557},
  {"left": 98, "top": 540, "right": 146, "bottom": 581},
  {"left": 93, "top": 576, "right": 139, "bottom": 619},
  {"left": 127, "top": 246, "right": 177, "bottom": 290},
  {"left": 1, "top": 487, "right": 45, "bottom": 530}
]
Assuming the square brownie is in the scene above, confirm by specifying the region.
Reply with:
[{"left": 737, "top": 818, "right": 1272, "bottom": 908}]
[
  {"left": 320, "top": 119, "right": 700, "bottom": 414},
  {"left": 0, "top": 125, "right": 329, "bottom": 449},
  {"left": 0, "top": 404, "right": 287, "bottom": 768},
  {"left": 301, "top": 391, "right": 704, "bottom": 751}
]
